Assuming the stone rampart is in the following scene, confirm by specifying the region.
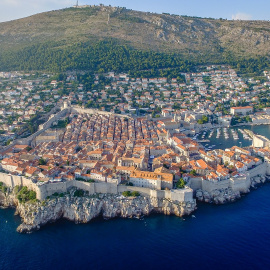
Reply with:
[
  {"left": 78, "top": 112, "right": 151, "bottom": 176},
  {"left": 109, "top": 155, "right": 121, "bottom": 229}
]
[
  {"left": 0, "top": 172, "right": 224, "bottom": 203},
  {"left": 30, "top": 109, "right": 69, "bottom": 147},
  {"left": 118, "top": 185, "right": 151, "bottom": 196},
  {"left": 202, "top": 179, "right": 230, "bottom": 193},
  {"left": 246, "top": 163, "right": 267, "bottom": 178},
  {"left": 229, "top": 177, "right": 251, "bottom": 193},
  {"left": 8, "top": 108, "right": 70, "bottom": 147},
  {"left": 149, "top": 187, "right": 193, "bottom": 202},
  {"left": 188, "top": 177, "right": 203, "bottom": 190},
  {"left": 71, "top": 106, "right": 130, "bottom": 119},
  {"left": 0, "top": 173, "right": 13, "bottom": 187},
  {"left": 12, "top": 175, "right": 23, "bottom": 186},
  {"left": 73, "top": 181, "right": 95, "bottom": 194},
  {"left": 95, "top": 182, "right": 118, "bottom": 194},
  {"left": 7, "top": 164, "right": 269, "bottom": 202},
  {"left": 171, "top": 188, "right": 194, "bottom": 202}
]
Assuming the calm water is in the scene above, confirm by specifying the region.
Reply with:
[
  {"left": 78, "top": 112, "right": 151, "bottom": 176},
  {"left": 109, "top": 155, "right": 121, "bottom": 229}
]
[
  {"left": 200, "top": 124, "right": 270, "bottom": 150},
  {"left": 1, "top": 184, "right": 270, "bottom": 270},
  {"left": 1, "top": 125, "right": 270, "bottom": 270}
]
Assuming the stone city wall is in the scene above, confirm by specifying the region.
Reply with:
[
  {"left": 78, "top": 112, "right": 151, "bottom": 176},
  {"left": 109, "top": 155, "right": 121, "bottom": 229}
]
[
  {"left": 0, "top": 173, "right": 43, "bottom": 198},
  {"left": 6, "top": 108, "right": 70, "bottom": 147},
  {"left": 149, "top": 188, "right": 193, "bottom": 202},
  {"left": 229, "top": 177, "right": 251, "bottom": 193},
  {"left": 71, "top": 106, "right": 129, "bottom": 119},
  {"left": 118, "top": 185, "right": 151, "bottom": 196},
  {"left": 202, "top": 179, "right": 230, "bottom": 193},
  {"left": 188, "top": 163, "right": 269, "bottom": 194},
  {"left": 246, "top": 163, "right": 267, "bottom": 178},
  {"left": 188, "top": 177, "right": 203, "bottom": 190},
  {"left": 0, "top": 172, "right": 193, "bottom": 203}
]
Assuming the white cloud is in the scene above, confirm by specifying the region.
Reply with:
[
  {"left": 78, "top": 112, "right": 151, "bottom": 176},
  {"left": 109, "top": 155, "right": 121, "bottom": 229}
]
[{"left": 232, "top": 13, "right": 252, "bottom": 20}]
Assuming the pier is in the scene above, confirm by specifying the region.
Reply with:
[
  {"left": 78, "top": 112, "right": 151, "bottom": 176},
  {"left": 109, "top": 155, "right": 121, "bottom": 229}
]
[
  {"left": 198, "top": 139, "right": 210, "bottom": 143},
  {"left": 243, "top": 129, "right": 254, "bottom": 139}
]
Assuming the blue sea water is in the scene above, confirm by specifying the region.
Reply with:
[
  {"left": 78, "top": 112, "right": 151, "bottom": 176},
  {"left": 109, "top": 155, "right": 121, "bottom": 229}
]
[
  {"left": 1, "top": 184, "right": 270, "bottom": 270},
  {"left": 1, "top": 124, "right": 270, "bottom": 270}
]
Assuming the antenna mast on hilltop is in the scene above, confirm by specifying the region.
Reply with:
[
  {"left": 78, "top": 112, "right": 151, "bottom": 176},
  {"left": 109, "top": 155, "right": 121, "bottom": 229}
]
[{"left": 76, "top": 0, "right": 78, "bottom": 7}]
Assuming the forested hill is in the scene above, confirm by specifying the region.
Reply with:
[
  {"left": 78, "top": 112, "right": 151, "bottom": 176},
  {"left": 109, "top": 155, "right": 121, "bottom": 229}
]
[{"left": 1, "top": 5, "right": 270, "bottom": 74}]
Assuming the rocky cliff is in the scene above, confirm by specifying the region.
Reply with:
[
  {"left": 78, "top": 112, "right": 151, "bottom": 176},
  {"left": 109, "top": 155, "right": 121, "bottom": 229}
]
[
  {"left": 196, "top": 188, "right": 241, "bottom": 204},
  {"left": 0, "top": 189, "right": 196, "bottom": 233}
]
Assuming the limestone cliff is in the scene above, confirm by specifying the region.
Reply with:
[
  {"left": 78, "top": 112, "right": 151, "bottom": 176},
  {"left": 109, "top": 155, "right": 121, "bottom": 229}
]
[
  {"left": 196, "top": 188, "right": 241, "bottom": 204},
  {"left": 0, "top": 190, "right": 16, "bottom": 208},
  {"left": 0, "top": 189, "right": 196, "bottom": 233}
]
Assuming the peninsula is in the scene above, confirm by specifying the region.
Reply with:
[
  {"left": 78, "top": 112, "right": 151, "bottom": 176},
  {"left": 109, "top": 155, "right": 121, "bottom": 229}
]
[
  {"left": 0, "top": 102, "right": 269, "bottom": 233},
  {"left": 1, "top": 6, "right": 270, "bottom": 232}
]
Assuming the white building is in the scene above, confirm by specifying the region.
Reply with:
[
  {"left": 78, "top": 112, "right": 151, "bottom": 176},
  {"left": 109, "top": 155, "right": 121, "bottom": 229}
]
[{"left": 230, "top": 106, "right": 253, "bottom": 116}]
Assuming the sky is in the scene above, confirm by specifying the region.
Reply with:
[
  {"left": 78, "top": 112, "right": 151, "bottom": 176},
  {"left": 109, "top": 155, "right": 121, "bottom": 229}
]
[{"left": 0, "top": 0, "right": 270, "bottom": 23}]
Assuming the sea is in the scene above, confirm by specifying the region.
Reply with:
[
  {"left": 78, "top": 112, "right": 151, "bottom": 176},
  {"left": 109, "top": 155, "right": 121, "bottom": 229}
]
[{"left": 1, "top": 125, "right": 270, "bottom": 270}]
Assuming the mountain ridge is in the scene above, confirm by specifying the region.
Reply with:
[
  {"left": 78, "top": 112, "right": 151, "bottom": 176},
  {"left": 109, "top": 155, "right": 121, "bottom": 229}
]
[{"left": 0, "top": 5, "right": 270, "bottom": 73}]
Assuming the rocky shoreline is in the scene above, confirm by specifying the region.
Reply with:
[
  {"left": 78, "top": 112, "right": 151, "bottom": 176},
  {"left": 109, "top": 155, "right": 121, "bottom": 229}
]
[
  {"left": 196, "top": 175, "right": 268, "bottom": 204},
  {"left": 0, "top": 189, "right": 196, "bottom": 233},
  {"left": 1, "top": 175, "right": 269, "bottom": 233}
]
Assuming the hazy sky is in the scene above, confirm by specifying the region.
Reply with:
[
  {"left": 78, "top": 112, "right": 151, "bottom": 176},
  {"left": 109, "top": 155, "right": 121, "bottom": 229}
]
[{"left": 1, "top": 0, "right": 270, "bottom": 23}]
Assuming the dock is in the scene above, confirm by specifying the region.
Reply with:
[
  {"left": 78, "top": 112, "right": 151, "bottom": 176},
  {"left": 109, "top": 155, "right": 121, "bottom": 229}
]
[{"left": 243, "top": 129, "right": 254, "bottom": 139}]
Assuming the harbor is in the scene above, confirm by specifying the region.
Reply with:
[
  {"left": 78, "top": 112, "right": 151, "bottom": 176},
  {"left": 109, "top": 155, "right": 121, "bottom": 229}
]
[{"left": 195, "top": 124, "right": 270, "bottom": 151}]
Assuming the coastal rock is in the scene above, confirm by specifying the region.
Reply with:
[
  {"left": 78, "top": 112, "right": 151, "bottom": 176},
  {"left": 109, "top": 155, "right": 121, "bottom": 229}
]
[
  {"left": 250, "top": 175, "right": 268, "bottom": 188},
  {"left": 0, "top": 190, "right": 16, "bottom": 208},
  {"left": 196, "top": 188, "right": 241, "bottom": 204},
  {"left": 0, "top": 189, "right": 196, "bottom": 233}
]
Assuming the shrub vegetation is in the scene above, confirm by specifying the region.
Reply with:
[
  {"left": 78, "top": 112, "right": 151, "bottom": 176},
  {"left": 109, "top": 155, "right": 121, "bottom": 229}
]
[{"left": 16, "top": 186, "right": 37, "bottom": 203}]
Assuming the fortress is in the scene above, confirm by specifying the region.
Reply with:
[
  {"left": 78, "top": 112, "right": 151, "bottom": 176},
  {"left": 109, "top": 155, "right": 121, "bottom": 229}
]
[
  {"left": 0, "top": 172, "right": 194, "bottom": 203},
  {"left": 0, "top": 161, "right": 268, "bottom": 203},
  {"left": 0, "top": 104, "right": 269, "bottom": 205}
]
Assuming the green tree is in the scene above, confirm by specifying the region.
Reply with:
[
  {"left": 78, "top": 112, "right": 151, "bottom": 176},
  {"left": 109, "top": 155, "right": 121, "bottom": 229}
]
[
  {"left": 122, "top": 191, "right": 132, "bottom": 197},
  {"left": 74, "top": 189, "right": 84, "bottom": 197},
  {"left": 26, "top": 146, "right": 32, "bottom": 152},
  {"left": 16, "top": 186, "right": 37, "bottom": 203},
  {"left": 176, "top": 178, "right": 186, "bottom": 189},
  {"left": 38, "top": 157, "right": 47, "bottom": 165},
  {"left": 0, "top": 182, "right": 7, "bottom": 193},
  {"left": 131, "top": 191, "right": 140, "bottom": 197},
  {"left": 5, "top": 139, "right": 12, "bottom": 146}
]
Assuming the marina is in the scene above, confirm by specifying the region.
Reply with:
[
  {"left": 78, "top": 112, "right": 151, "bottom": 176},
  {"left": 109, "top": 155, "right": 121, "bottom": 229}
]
[{"left": 195, "top": 124, "right": 270, "bottom": 151}]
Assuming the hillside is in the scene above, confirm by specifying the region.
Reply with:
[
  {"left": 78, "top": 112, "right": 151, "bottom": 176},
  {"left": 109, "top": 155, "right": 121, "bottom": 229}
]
[{"left": 0, "top": 5, "right": 270, "bottom": 73}]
